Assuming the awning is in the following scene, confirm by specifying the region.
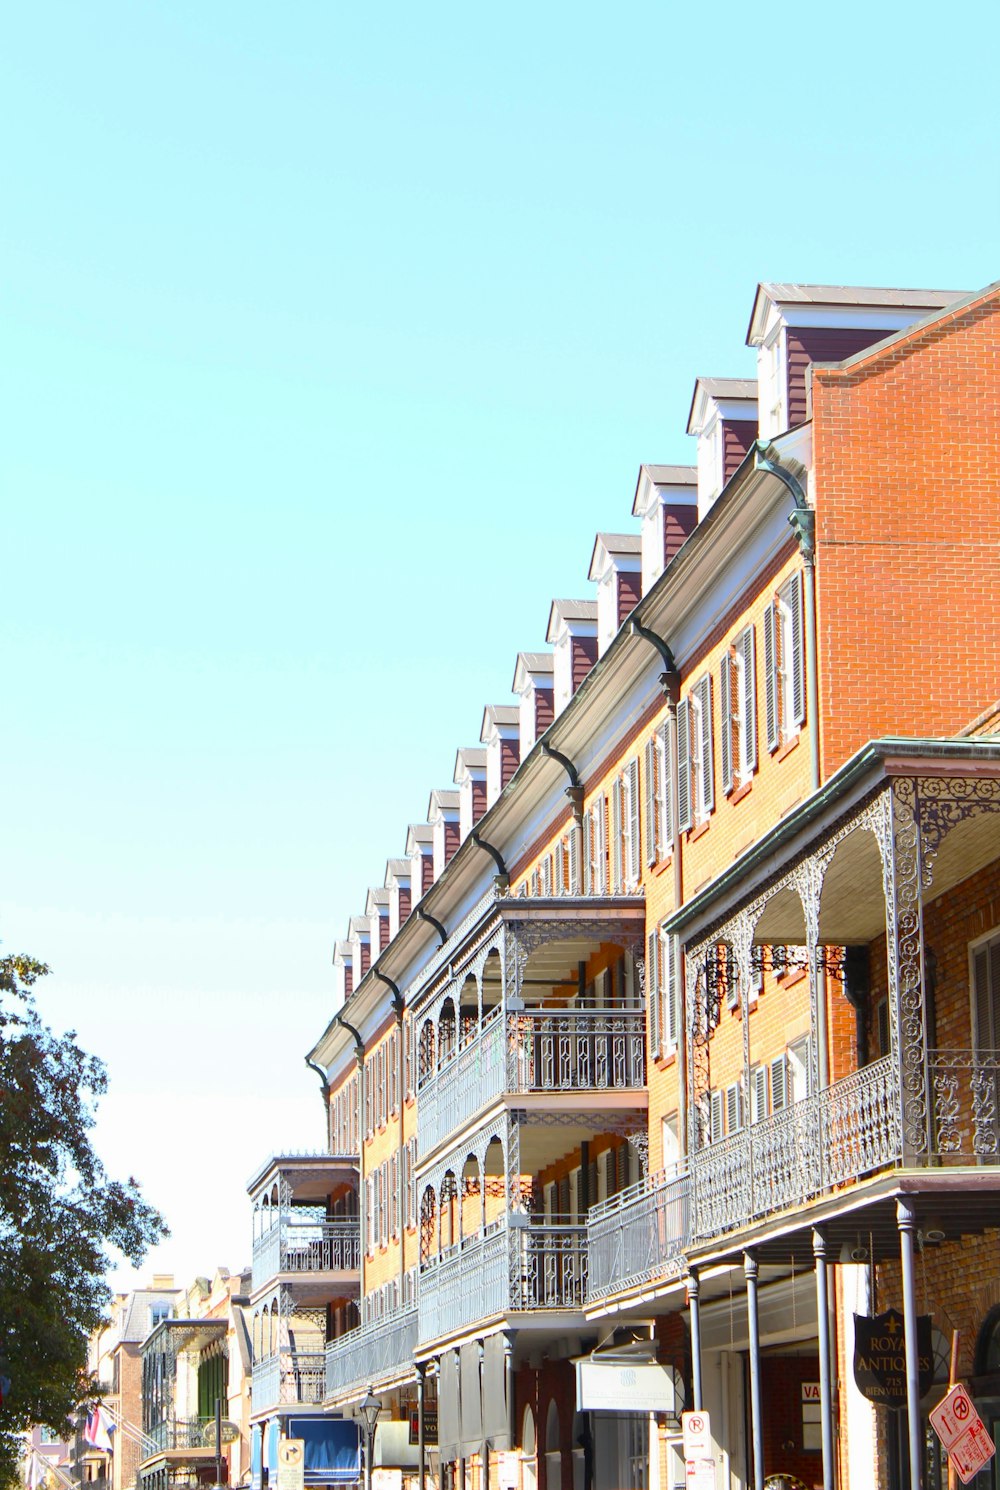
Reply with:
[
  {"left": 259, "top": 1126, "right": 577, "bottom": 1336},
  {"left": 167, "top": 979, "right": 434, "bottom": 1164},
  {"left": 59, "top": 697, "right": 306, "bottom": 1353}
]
[
  {"left": 459, "top": 1342, "right": 483, "bottom": 1457},
  {"left": 296, "top": 1418, "right": 360, "bottom": 1486},
  {"left": 438, "top": 1351, "right": 460, "bottom": 1461},
  {"left": 482, "top": 1336, "right": 511, "bottom": 1451}
]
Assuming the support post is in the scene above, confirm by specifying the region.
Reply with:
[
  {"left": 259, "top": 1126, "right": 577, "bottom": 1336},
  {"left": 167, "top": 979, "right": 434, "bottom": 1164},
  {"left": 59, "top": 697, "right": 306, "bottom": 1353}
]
[
  {"left": 686, "top": 1271, "right": 704, "bottom": 1412},
  {"left": 417, "top": 1363, "right": 427, "bottom": 1490},
  {"left": 813, "top": 1231, "right": 835, "bottom": 1490},
  {"left": 897, "top": 1199, "right": 923, "bottom": 1490},
  {"left": 744, "top": 1252, "right": 764, "bottom": 1490}
]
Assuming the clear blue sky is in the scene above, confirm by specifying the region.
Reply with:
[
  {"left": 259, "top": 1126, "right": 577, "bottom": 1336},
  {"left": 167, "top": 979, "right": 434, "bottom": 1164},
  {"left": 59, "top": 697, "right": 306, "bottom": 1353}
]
[{"left": 2, "top": 0, "right": 997, "bottom": 1288}]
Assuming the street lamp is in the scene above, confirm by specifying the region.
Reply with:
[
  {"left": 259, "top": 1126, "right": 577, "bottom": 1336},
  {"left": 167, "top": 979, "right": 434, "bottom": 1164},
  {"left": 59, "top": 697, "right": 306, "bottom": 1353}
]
[{"left": 357, "top": 1388, "right": 382, "bottom": 1490}]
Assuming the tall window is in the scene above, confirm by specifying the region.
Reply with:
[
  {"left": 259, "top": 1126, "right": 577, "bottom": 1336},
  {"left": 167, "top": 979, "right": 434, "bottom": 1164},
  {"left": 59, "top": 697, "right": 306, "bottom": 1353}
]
[
  {"left": 721, "top": 625, "right": 757, "bottom": 793},
  {"left": 677, "top": 675, "right": 714, "bottom": 831},
  {"left": 644, "top": 724, "right": 672, "bottom": 865},
  {"left": 764, "top": 571, "right": 805, "bottom": 751}
]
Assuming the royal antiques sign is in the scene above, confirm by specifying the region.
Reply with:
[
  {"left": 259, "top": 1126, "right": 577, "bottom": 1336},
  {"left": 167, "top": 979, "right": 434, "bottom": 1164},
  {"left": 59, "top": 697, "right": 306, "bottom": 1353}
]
[{"left": 853, "top": 1309, "right": 933, "bottom": 1407}]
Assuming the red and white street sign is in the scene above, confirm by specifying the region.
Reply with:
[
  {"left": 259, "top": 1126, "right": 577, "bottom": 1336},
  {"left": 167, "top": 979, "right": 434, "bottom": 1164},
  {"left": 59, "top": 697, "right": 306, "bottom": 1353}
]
[
  {"left": 681, "top": 1410, "right": 712, "bottom": 1461},
  {"left": 929, "top": 1384, "right": 996, "bottom": 1484},
  {"left": 685, "top": 1459, "right": 715, "bottom": 1490}
]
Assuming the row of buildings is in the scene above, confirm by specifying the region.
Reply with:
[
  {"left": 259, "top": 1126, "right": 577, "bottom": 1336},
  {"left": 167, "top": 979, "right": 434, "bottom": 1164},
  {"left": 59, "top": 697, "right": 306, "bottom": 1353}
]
[{"left": 245, "top": 276, "right": 996, "bottom": 1490}]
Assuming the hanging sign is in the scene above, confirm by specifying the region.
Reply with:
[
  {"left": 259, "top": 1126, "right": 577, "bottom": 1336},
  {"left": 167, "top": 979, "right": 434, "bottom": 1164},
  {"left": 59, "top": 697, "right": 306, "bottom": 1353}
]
[
  {"left": 852, "top": 1310, "right": 933, "bottom": 1407},
  {"left": 929, "top": 1384, "right": 996, "bottom": 1484}
]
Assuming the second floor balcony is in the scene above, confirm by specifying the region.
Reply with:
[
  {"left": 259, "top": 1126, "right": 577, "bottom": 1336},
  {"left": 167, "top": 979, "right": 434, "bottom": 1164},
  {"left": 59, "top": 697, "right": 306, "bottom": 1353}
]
[
  {"left": 142, "top": 1417, "right": 220, "bottom": 1455},
  {"left": 418, "top": 1217, "right": 588, "bottom": 1347},
  {"left": 252, "top": 1350, "right": 326, "bottom": 1414},
  {"left": 252, "top": 1216, "right": 360, "bottom": 1296},
  {"left": 587, "top": 1166, "right": 690, "bottom": 1303},
  {"left": 324, "top": 1306, "right": 419, "bottom": 1402}
]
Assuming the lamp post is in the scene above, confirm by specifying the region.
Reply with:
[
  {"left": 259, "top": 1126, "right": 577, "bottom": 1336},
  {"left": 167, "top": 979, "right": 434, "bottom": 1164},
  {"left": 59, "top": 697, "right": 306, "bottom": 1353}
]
[{"left": 358, "top": 1388, "right": 382, "bottom": 1490}]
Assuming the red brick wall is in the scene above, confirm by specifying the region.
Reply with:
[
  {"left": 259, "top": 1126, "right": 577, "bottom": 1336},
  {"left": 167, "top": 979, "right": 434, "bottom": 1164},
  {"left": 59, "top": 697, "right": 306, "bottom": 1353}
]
[
  {"left": 812, "top": 288, "right": 1000, "bottom": 776},
  {"left": 760, "top": 1354, "right": 824, "bottom": 1488}
]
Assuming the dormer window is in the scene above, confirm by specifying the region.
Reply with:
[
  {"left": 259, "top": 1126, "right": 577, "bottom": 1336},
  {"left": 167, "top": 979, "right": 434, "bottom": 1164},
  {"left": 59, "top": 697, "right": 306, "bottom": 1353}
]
[
  {"left": 454, "top": 748, "right": 488, "bottom": 840},
  {"left": 588, "top": 535, "right": 642, "bottom": 657},
  {"left": 687, "top": 380, "right": 759, "bottom": 520},
  {"left": 427, "top": 790, "right": 461, "bottom": 879},
  {"left": 631, "top": 465, "right": 698, "bottom": 594},
  {"left": 546, "top": 601, "right": 598, "bottom": 716},
  {"left": 385, "top": 859, "right": 412, "bottom": 938},
  {"left": 513, "top": 653, "right": 555, "bottom": 755},
  {"left": 406, "top": 824, "right": 434, "bottom": 900},
  {"left": 480, "top": 706, "right": 520, "bottom": 805}
]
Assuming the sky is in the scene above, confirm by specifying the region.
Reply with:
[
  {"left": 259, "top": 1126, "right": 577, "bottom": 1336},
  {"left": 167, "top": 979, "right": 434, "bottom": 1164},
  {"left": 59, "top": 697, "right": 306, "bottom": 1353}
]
[{"left": 2, "top": 0, "right": 999, "bottom": 1292}]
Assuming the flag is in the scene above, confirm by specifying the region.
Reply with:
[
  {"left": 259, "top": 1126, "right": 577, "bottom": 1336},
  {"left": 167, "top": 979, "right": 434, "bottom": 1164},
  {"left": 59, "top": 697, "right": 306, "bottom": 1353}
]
[{"left": 84, "top": 1408, "right": 115, "bottom": 1454}]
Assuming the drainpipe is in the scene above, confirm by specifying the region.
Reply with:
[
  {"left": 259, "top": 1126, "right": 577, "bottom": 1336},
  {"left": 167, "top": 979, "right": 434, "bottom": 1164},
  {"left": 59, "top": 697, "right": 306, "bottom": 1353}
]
[
  {"left": 306, "top": 1056, "right": 332, "bottom": 1151},
  {"left": 753, "top": 443, "right": 820, "bottom": 793},
  {"left": 335, "top": 1012, "right": 366, "bottom": 1297}
]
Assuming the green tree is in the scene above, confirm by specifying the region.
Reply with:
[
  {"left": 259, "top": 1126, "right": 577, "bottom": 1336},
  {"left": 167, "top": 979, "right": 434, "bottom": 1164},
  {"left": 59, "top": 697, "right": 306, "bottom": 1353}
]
[{"left": 0, "top": 954, "right": 166, "bottom": 1487}]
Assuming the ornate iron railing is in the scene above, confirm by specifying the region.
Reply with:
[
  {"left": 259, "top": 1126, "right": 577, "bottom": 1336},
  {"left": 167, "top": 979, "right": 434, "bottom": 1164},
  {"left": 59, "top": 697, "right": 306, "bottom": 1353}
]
[
  {"left": 143, "top": 1417, "right": 218, "bottom": 1453},
  {"left": 419, "top": 1225, "right": 508, "bottom": 1342},
  {"left": 586, "top": 1167, "right": 690, "bottom": 1301},
  {"left": 252, "top": 1351, "right": 325, "bottom": 1412},
  {"left": 324, "top": 1307, "right": 419, "bottom": 1399},
  {"left": 507, "top": 1009, "right": 646, "bottom": 1094},
  {"left": 252, "top": 1219, "right": 360, "bottom": 1292},
  {"left": 928, "top": 1049, "right": 1000, "bottom": 1160},
  {"left": 417, "top": 1008, "right": 506, "bottom": 1158},
  {"left": 692, "top": 1057, "right": 902, "bottom": 1239},
  {"left": 417, "top": 1006, "right": 646, "bottom": 1161},
  {"left": 511, "top": 1222, "right": 588, "bottom": 1311}
]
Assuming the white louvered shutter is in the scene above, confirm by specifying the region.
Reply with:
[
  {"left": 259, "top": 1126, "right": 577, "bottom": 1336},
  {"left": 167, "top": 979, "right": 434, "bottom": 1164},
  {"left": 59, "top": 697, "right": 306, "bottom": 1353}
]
[
  {"left": 659, "top": 723, "right": 673, "bottom": 847},
  {"left": 710, "top": 1090, "right": 724, "bottom": 1144},
  {"left": 789, "top": 570, "right": 806, "bottom": 727},
  {"left": 698, "top": 674, "right": 714, "bottom": 816},
  {"left": 582, "top": 810, "right": 593, "bottom": 895},
  {"left": 763, "top": 601, "right": 779, "bottom": 751},
  {"left": 770, "top": 1054, "right": 788, "bottom": 1111},
  {"left": 720, "top": 651, "right": 733, "bottom": 795},
  {"left": 595, "top": 793, "right": 608, "bottom": 894},
  {"left": 626, "top": 758, "right": 641, "bottom": 886},
  {"left": 568, "top": 824, "right": 581, "bottom": 894},
  {"left": 726, "top": 1082, "right": 743, "bottom": 1134},
  {"left": 555, "top": 839, "right": 566, "bottom": 895},
  {"left": 664, "top": 935, "right": 679, "bottom": 1051},
  {"left": 647, "top": 929, "right": 660, "bottom": 1058},
  {"left": 610, "top": 776, "right": 623, "bottom": 893},
  {"left": 751, "top": 1066, "right": 768, "bottom": 1122},
  {"left": 676, "top": 698, "right": 692, "bottom": 833},
  {"left": 741, "top": 625, "right": 757, "bottom": 774},
  {"left": 644, "top": 737, "right": 658, "bottom": 865}
]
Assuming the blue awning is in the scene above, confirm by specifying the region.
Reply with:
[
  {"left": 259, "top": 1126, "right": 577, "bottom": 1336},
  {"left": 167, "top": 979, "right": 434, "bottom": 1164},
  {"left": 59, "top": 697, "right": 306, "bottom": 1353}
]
[
  {"left": 297, "top": 1418, "right": 360, "bottom": 1485},
  {"left": 264, "top": 1421, "right": 281, "bottom": 1474}
]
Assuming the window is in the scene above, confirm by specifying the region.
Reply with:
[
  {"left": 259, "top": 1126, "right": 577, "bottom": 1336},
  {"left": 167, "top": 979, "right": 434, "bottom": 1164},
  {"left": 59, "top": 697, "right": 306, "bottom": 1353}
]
[
  {"left": 661, "top": 1114, "right": 680, "bottom": 1177},
  {"left": 622, "top": 758, "right": 640, "bottom": 888},
  {"left": 725, "top": 1081, "right": 743, "bottom": 1135},
  {"left": 764, "top": 572, "right": 805, "bottom": 751},
  {"left": 721, "top": 625, "right": 757, "bottom": 794},
  {"left": 610, "top": 776, "right": 624, "bottom": 892},
  {"left": 644, "top": 723, "right": 672, "bottom": 866},
  {"left": 677, "top": 675, "right": 714, "bottom": 831},
  {"left": 750, "top": 1065, "right": 768, "bottom": 1123},
  {"left": 787, "top": 1036, "right": 812, "bottom": 1102},
  {"left": 709, "top": 1090, "right": 724, "bottom": 1144},
  {"left": 648, "top": 930, "right": 680, "bottom": 1058}
]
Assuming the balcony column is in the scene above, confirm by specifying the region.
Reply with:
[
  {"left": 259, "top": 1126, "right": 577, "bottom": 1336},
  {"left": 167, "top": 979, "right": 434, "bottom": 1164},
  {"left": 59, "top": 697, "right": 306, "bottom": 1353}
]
[
  {"left": 416, "top": 1362, "right": 427, "bottom": 1490},
  {"left": 744, "top": 1252, "right": 764, "bottom": 1490},
  {"left": 686, "top": 1271, "right": 703, "bottom": 1412},
  {"left": 897, "top": 1199, "right": 923, "bottom": 1490},
  {"left": 812, "top": 1231, "right": 835, "bottom": 1490}
]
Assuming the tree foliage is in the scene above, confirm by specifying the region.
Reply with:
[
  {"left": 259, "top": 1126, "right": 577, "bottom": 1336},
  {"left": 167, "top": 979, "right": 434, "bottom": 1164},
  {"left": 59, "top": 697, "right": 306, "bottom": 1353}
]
[{"left": 0, "top": 955, "right": 166, "bottom": 1487}]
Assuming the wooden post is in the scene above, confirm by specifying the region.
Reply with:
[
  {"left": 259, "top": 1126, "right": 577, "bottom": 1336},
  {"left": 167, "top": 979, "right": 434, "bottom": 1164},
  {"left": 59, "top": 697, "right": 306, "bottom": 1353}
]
[{"left": 947, "top": 1331, "right": 960, "bottom": 1490}]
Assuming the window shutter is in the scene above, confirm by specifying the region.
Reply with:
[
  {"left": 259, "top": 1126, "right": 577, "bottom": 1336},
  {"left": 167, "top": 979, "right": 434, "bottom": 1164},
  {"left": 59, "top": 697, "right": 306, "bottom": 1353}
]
[
  {"left": 659, "top": 723, "right": 673, "bottom": 846},
  {"left": 626, "top": 758, "right": 641, "bottom": 886},
  {"left": 568, "top": 824, "right": 580, "bottom": 895},
  {"left": 610, "top": 776, "right": 623, "bottom": 893},
  {"left": 595, "top": 793, "right": 608, "bottom": 894},
  {"left": 698, "top": 674, "right": 714, "bottom": 815},
  {"left": 789, "top": 570, "right": 806, "bottom": 727},
  {"left": 876, "top": 997, "right": 890, "bottom": 1058},
  {"left": 647, "top": 929, "right": 660, "bottom": 1058},
  {"left": 582, "top": 811, "right": 593, "bottom": 895},
  {"left": 720, "top": 652, "right": 733, "bottom": 795},
  {"left": 709, "top": 1090, "right": 724, "bottom": 1144},
  {"left": 770, "top": 1054, "right": 788, "bottom": 1112},
  {"left": 676, "top": 698, "right": 693, "bottom": 832},
  {"left": 726, "top": 1082, "right": 743, "bottom": 1135},
  {"left": 644, "top": 737, "right": 658, "bottom": 865},
  {"left": 664, "top": 936, "right": 679, "bottom": 1051},
  {"left": 741, "top": 625, "right": 757, "bottom": 773},
  {"left": 542, "top": 854, "right": 553, "bottom": 896},
  {"left": 763, "top": 601, "right": 779, "bottom": 751},
  {"left": 751, "top": 1065, "right": 768, "bottom": 1122}
]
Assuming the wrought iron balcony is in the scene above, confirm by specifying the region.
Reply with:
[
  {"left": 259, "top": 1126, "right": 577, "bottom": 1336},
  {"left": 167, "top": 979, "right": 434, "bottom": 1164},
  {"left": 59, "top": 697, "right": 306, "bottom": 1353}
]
[
  {"left": 251, "top": 1217, "right": 360, "bottom": 1293},
  {"left": 142, "top": 1417, "right": 219, "bottom": 1454},
  {"left": 586, "top": 1167, "right": 690, "bottom": 1303},
  {"left": 418, "top": 1220, "right": 588, "bottom": 1344},
  {"left": 251, "top": 1350, "right": 326, "bottom": 1413},
  {"left": 418, "top": 1006, "right": 646, "bottom": 1159},
  {"left": 324, "top": 1306, "right": 419, "bottom": 1401}
]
